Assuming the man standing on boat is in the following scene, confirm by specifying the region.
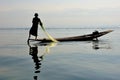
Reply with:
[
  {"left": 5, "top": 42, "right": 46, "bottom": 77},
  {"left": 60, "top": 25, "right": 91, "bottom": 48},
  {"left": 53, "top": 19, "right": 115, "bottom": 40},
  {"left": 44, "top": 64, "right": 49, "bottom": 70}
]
[{"left": 28, "top": 13, "right": 43, "bottom": 40}]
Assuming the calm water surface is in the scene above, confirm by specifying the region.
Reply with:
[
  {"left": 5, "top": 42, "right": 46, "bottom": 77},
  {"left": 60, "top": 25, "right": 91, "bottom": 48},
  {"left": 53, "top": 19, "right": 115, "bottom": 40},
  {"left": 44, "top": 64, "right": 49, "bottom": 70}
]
[{"left": 0, "top": 27, "right": 120, "bottom": 80}]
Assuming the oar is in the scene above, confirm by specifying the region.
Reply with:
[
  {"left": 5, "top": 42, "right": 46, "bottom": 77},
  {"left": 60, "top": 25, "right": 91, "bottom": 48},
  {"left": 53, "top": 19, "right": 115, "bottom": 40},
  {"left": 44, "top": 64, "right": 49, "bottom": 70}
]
[{"left": 41, "top": 25, "right": 58, "bottom": 42}]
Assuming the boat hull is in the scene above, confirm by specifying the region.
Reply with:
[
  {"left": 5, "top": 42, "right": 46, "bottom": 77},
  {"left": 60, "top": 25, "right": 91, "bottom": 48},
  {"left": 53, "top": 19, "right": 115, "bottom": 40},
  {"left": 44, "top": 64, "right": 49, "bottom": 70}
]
[{"left": 29, "top": 30, "right": 113, "bottom": 42}]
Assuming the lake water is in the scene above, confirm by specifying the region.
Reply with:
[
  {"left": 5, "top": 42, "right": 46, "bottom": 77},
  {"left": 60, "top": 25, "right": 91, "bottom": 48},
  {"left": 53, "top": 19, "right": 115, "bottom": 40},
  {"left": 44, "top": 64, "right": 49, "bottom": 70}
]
[{"left": 0, "top": 27, "right": 120, "bottom": 80}]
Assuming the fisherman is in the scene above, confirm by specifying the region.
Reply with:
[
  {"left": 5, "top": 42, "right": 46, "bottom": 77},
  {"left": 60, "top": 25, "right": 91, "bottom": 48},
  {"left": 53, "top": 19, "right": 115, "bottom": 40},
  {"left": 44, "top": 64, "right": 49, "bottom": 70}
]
[
  {"left": 92, "top": 30, "right": 99, "bottom": 35},
  {"left": 92, "top": 30, "right": 99, "bottom": 40},
  {"left": 28, "top": 13, "right": 43, "bottom": 40}
]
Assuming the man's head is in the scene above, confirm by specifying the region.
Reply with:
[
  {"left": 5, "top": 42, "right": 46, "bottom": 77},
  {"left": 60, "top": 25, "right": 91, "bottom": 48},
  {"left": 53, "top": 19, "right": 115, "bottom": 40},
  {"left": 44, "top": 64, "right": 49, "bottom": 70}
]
[{"left": 34, "top": 13, "right": 38, "bottom": 17}]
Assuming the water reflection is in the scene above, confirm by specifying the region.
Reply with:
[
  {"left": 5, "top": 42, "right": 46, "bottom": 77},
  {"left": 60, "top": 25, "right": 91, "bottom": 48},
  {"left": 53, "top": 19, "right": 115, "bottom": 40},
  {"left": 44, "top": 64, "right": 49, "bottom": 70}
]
[
  {"left": 27, "top": 40, "right": 57, "bottom": 80},
  {"left": 27, "top": 40, "right": 111, "bottom": 80},
  {"left": 92, "top": 40, "right": 111, "bottom": 50}
]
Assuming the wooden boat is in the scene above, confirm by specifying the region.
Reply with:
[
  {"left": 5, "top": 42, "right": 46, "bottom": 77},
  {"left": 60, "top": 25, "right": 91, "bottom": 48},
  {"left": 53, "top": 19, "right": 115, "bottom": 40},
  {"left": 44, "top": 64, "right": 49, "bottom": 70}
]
[{"left": 29, "top": 30, "right": 113, "bottom": 42}]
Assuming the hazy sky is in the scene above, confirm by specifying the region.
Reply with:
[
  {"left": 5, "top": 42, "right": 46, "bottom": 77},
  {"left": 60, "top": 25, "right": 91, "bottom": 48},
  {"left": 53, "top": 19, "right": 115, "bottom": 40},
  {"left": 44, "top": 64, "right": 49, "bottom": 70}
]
[{"left": 0, "top": 0, "right": 120, "bottom": 28}]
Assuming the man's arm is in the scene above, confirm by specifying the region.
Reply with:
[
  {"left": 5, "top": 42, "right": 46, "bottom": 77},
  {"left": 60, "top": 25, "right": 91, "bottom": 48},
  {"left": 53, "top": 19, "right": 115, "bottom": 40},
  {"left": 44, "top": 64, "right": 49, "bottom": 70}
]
[{"left": 39, "top": 18, "right": 43, "bottom": 26}]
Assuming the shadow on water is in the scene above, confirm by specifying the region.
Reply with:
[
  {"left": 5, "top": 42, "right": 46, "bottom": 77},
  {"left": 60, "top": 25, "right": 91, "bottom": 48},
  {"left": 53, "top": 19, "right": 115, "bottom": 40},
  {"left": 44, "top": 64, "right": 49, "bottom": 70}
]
[
  {"left": 92, "top": 40, "right": 111, "bottom": 50},
  {"left": 27, "top": 40, "right": 57, "bottom": 80},
  {"left": 27, "top": 39, "right": 111, "bottom": 80}
]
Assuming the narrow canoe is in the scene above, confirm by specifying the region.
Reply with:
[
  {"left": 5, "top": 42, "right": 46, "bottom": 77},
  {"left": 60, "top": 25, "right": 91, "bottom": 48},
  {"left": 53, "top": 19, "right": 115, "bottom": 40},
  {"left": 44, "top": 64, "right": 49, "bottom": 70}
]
[{"left": 29, "top": 30, "right": 113, "bottom": 42}]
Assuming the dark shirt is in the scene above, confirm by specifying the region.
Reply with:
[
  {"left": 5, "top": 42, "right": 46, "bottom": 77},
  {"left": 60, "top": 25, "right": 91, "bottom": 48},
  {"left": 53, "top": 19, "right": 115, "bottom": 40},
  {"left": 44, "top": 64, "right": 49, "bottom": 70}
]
[{"left": 32, "top": 17, "right": 42, "bottom": 27}]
